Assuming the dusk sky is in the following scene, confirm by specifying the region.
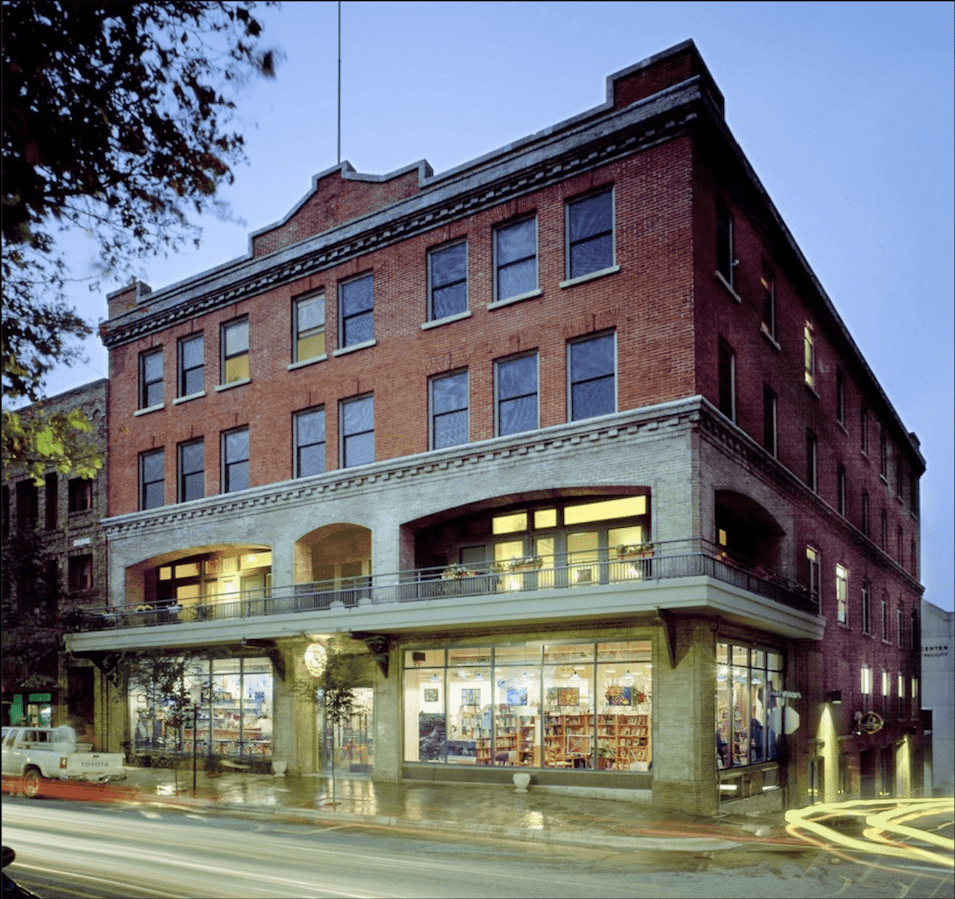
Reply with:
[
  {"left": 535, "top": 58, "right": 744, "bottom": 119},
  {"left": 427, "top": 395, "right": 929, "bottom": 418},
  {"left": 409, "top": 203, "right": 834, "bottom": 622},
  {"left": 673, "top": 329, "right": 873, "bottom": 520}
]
[{"left": 39, "top": 2, "right": 954, "bottom": 611}]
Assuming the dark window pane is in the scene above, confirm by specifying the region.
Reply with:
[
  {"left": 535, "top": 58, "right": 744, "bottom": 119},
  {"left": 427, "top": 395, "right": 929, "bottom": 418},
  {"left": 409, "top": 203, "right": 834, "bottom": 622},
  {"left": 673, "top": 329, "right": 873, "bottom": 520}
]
[
  {"left": 144, "top": 380, "right": 162, "bottom": 408},
  {"left": 226, "top": 462, "right": 248, "bottom": 493},
  {"left": 297, "top": 410, "right": 325, "bottom": 445},
  {"left": 432, "top": 373, "right": 467, "bottom": 414},
  {"left": 499, "top": 396, "right": 537, "bottom": 435},
  {"left": 498, "top": 356, "right": 537, "bottom": 400},
  {"left": 182, "top": 472, "right": 203, "bottom": 502},
  {"left": 569, "top": 193, "right": 612, "bottom": 243},
  {"left": 572, "top": 378, "right": 615, "bottom": 420},
  {"left": 181, "top": 442, "right": 203, "bottom": 474},
  {"left": 571, "top": 334, "right": 614, "bottom": 380},
  {"left": 142, "top": 451, "right": 163, "bottom": 484},
  {"left": 343, "top": 311, "right": 373, "bottom": 346},
  {"left": 344, "top": 432, "right": 374, "bottom": 467},
  {"left": 224, "top": 320, "right": 248, "bottom": 356},
  {"left": 143, "top": 482, "right": 164, "bottom": 510},
  {"left": 432, "top": 282, "right": 467, "bottom": 319},
  {"left": 181, "top": 336, "right": 203, "bottom": 370},
  {"left": 570, "top": 234, "right": 613, "bottom": 279},
  {"left": 496, "top": 220, "right": 535, "bottom": 265},
  {"left": 143, "top": 351, "right": 162, "bottom": 382},
  {"left": 434, "top": 410, "right": 468, "bottom": 449},
  {"left": 224, "top": 429, "right": 249, "bottom": 463},
  {"left": 498, "top": 258, "right": 536, "bottom": 299},
  {"left": 298, "top": 444, "right": 324, "bottom": 477},
  {"left": 341, "top": 277, "right": 373, "bottom": 315},
  {"left": 343, "top": 397, "right": 373, "bottom": 434},
  {"left": 431, "top": 243, "right": 467, "bottom": 288}
]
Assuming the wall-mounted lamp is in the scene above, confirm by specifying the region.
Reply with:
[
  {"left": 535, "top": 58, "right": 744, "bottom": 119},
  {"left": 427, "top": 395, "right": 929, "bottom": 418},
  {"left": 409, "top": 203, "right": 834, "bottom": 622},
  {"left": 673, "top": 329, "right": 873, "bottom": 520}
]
[{"left": 826, "top": 690, "right": 843, "bottom": 704}]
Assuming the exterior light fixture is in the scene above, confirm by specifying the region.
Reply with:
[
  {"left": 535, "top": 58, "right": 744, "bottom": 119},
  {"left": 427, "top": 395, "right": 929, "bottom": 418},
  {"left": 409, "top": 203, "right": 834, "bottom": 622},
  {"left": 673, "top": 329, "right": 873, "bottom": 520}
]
[{"left": 825, "top": 690, "right": 842, "bottom": 704}]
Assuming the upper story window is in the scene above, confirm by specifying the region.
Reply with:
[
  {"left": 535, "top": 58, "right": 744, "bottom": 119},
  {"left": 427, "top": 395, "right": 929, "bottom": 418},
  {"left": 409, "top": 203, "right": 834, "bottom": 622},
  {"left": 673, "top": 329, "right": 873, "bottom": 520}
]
[
  {"left": 44, "top": 473, "right": 57, "bottom": 529},
  {"left": 880, "top": 507, "right": 888, "bottom": 551},
  {"left": 860, "top": 406, "right": 869, "bottom": 454},
  {"left": 67, "top": 554, "right": 93, "bottom": 592},
  {"left": 881, "top": 595, "right": 889, "bottom": 640},
  {"left": 67, "top": 477, "right": 92, "bottom": 514},
  {"left": 806, "top": 430, "right": 818, "bottom": 492},
  {"left": 294, "top": 407, "right": 325, "bottom": 478},
  {"left": 140, "top": 448, "right": 164, "bottom": 510},
  {"left": 860, "top": 664, "right": 873, "bottom": 696},
  {"left": 293, "top": 292, "right": 326, "bottom": 362},
  {"left": 566, "top": 189, "right": 613, "bottom": 279},
  {"left": 569, "top": 332, "right": 615, "bottom": 421},
  {"left": 178, "top": 438, "right": 204, "bottom": 503},
  {"left": 715, "top": 197, "right": 735, "bottom": 290},
  {"left": 221, "top": 317, "right": 249, "bottom": 385},
  {"left": 836, "top": 564, "right": 848, "bottom": 624},
  {"left": 761, "top": 267, "right": 776, "bottom": 340},
  {"left": 861, "top": 489, "right": 870, "bottom": 537},
  {"left": 910, "top": 609, "right": 919, "bottom": 652},
  {"left": 139, "top": 347, "right": 163, "bottom": 408},
  {"left": 495, "top": 352, "right": 538, "bottom": 436},
  {"left": 494, "top": 218, "right": 537, "bottom": 302},
  {"left": 835, "top": 368, "right": 846, "bottom": 425},
  {"left": 762, "top": 384, "right": 777, "bottom": 457},
  {"left": 428, "top": 242, "right": 468, "bottom": 321},
  {"left": 222, "top": 427, "right": 249, "bottom": 494},
  {"left": 879, "top": 428, "right": 888, "bottom": 480},
  {"left": 837, "top": 464, "right": 847, "bottom": 517},
  {"left": 861, "top": 579, "right": 871, "bottom": 634},
  {"left": 339, "top": 274, "right": 374, "bottom": 348},
  {"left": 15, "top": 479, "right": 38, "bottom": 530},
  {"left": 429, "top": 370, "right": 469, "bottom": 450},
  {"left": 896, "top": 606, "right": 904, "bottom": 648},
  {"left": 717, "top": 336, "right": 736, "bottom": 423},
  {"left": 341, "top": 394, "right": 374, "bottom": 468},
  {"left": 803, "top": 324, "right": 815, "bottom": 389},
  {"left": 806, "top": 546, "right": 820, "bottom": 606},
  {"left": 178, "top": 333, "right": 204, "bottom": 397}
]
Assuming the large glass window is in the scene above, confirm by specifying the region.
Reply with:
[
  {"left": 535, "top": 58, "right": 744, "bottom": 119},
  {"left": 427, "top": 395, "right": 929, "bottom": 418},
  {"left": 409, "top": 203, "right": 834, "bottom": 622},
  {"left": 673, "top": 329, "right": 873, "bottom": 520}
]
[
  {"left": 140, "top": 348, "right": 163, "bottom": 409},
  {"left": 804, "top": 323, "right": 815, "bottom": 388},
  {"left": 566, "top": 190, "right": 613, "bottom": 279},
  {"left": 221, "top": 318, "right": 249, "bottom": 385},
  {"left": 430, "top": 370, "right": 468, "bottom": 449},
  {"left": 569, "top": 332, "right": 615, "bottom": 421},
  {"left": 293, "top": 292, "right": 326, "bottom": 362},
  {"left": 494, "top": 218, "right": 537, "bottom": 301},
  {"left": 140, "top": 448, "right": 164, "bottom": 510},
  {"left": 222, "top": 427, "right": 249, "bottom": 493},
  {"left": 294, "top": 407, "right": 325, "bottom": 478},
  {"left": 404, "top": 640, "right": 651, "bottom": 771},
  {"left": 428, "top": 242, "right": 467, "bottom": 320},
  {"left": 341, "top": 395, "right": 374, "bottom": 468},
  {"left": 836, "top": 564, "right": 848, "bottom": 624},
  {"left": 178, "top": 333, "right": 204, "bottom": 397},
  {"left": 715, "top": 643, "right": 783, "bottom": 768},
  {"left": 718, "top": 336, "right": 736, "bottom": 423},
  {"left": 178, "top": 438, "right": 204, "bottom": 503},
  {"left": 495, "top": 353, "right": 538, "bottom": 436},
  {"left": 340, "top": 274, "right": 374, "bottom": 347}
]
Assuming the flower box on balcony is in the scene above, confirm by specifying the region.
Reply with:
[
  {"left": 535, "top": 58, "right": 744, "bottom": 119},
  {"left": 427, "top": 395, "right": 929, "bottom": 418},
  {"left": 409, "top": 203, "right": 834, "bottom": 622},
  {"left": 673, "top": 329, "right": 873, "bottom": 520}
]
[{"left": 616, "top": 543, "right": 654, "bottom": 560}]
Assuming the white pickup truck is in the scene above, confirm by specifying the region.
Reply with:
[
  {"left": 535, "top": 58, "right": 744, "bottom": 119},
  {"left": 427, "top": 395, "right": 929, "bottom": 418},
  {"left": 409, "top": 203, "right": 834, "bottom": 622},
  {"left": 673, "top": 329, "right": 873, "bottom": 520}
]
[{"left": 1, "top": 726, "right": 126, "bottom": 797}]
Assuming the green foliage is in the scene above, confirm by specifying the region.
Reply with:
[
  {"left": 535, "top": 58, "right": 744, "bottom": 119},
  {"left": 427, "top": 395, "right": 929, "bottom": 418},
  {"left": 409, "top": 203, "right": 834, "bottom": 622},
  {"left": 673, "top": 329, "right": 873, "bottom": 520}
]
[
  {"left": 123, "top": 652, "right": 199, "bottom": 728},
  {"left": 2, "top": 403, "right": 102, "bottom": 485},
  {"left": 295, "top": 636, "right": 362, "bottom": 727},
  {"left": 1, "top": 1, "right": 280, "bottom": 468}
]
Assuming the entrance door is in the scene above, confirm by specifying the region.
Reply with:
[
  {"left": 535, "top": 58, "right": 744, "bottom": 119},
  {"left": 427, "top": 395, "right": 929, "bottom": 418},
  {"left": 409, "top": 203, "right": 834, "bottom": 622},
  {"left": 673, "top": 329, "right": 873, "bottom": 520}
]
[
  {"left": 860, "top": 748, "right": 876, "bottom": 798},
  {"left": 319, "top": 687, "right": 374, "bottom": 774}
]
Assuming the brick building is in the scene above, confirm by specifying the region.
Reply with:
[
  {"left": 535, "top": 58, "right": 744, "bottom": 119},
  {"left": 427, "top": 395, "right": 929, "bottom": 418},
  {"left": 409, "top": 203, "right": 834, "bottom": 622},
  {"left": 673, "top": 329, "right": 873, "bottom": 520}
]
[
  {"left": 2, "top": 378, "right": 108, "bottom": 737},
  {"left": 66, "top": 41, "right": 923, "bottom": 814}
]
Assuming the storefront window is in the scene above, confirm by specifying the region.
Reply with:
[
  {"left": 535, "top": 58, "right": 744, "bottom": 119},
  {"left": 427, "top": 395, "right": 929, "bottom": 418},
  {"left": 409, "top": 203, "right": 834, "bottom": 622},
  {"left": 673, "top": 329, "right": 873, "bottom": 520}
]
[
  {"left": 715, "top": 643, "right": 783, "bottom": 769},
  {"left": 403, "top": 640, "right": 652, "bottom": 772}
]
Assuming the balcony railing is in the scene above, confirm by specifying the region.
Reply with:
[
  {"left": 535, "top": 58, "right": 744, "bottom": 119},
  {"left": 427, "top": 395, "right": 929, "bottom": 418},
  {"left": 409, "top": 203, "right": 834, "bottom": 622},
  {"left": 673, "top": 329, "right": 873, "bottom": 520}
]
[{"left": 72, "top": 539, "right": 819, "bottom": 631}]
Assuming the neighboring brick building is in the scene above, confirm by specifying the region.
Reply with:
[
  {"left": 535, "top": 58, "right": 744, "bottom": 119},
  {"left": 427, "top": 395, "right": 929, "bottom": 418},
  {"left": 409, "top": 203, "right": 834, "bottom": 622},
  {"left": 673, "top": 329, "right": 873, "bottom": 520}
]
[
  {"left": 2, "top": 378, "right": 109, "bottom": 738},
  {"left": 66, "top": 41, "right": 923, "bottom": 814}
]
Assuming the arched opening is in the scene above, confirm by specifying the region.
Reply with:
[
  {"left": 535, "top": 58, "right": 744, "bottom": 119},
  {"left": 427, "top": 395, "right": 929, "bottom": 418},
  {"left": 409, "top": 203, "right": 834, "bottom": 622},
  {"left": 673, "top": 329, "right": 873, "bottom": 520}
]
[
  {"left": 294, "top": 523, "right": 372, "bottom": 604},
  {"left": 714, "top": 490, "right": 784, "bottom": 575}
]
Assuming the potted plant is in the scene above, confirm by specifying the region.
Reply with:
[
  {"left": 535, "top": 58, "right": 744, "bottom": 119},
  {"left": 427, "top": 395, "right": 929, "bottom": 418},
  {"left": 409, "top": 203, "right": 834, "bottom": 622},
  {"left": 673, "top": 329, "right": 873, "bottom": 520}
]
[{"left": 616, "top": 542, "right": 654, "bottom": 560}]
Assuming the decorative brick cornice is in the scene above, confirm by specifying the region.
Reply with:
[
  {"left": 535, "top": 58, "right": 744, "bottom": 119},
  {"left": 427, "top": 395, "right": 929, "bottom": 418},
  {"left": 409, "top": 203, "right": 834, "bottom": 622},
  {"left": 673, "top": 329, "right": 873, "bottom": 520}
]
[
  {"left": 102, "top": 398, "right": 702, "bottom": 540},
  {"left": 100, "top": 80, "right": 706, "bottom": 349}
]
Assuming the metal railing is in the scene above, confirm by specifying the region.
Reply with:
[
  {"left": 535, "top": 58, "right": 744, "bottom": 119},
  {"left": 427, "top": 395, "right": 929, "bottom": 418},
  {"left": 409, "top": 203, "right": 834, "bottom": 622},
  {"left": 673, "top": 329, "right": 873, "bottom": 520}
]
[{"left": 72, "top": 539, "right": 818, "bottom": 631}]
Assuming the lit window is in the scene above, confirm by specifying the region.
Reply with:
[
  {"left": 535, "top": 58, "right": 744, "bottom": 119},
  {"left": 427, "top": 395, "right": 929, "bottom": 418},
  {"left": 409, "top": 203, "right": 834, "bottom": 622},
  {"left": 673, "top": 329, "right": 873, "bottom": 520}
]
[
  {"left": 222, "top": 427, "right": 249, "bottom": 494},
  {"left": 341, "top": 395, "right": 374, "bottom": 468},
  {"left": 140, "top": 449, "right": 164, "bottom": 510},
  {"left": 428, "top": 242, "right": 467, "bottom": 320},
  {"left": 569, "top": 332, "right": 615, "bottom": 421},
  {"left": 494, "top": 218, "right": 537, "bottom": 301},
  {"left": 495, "top": 353, "right": 538, "bottom": 436},
  {"left": 178, "top": 333, "right": 204, "bottom": 397},
  {"left": 339, "top": 274, "right": 374, "bottom": 348},
  {"left": 430, "top": 370, "right": 469, "bottom": 450},
  {"left": 860, "top": 665, "right": 873, "bottom": 696},
  {"left": 806, "top": 547, "right": 820, "bottom": 605},
  {"left": 492, "top": 512, "right": 528, "bottom": 535},
  {"left": 221, "top": 318, "right": 249, "bottom": 384},
  {"left": 293, "top": 292, "right": 325, "bottom": 362},
  {"left": 836, "top": 564, "right": 848, "bottom": 624},
  {"left": 566, "top": 189, "right": 613, "bottom": 279},
  {"left": 140, "top": 348, "right": 163, "bottom": 408},
  {"left": 294, "top": 408, "right": 325, "bottom": 478},
  {"left": 178, "top": 439, "right": 204, "bottom": 503},
  {"left": 803, "top": 324, "right": 815, "bottom": 388},
  {"left": 718, "top": 337, "right": 736, "bottom": 423},
  {"left": 761, "top": 268, "right": 776, "bottom": 339}
]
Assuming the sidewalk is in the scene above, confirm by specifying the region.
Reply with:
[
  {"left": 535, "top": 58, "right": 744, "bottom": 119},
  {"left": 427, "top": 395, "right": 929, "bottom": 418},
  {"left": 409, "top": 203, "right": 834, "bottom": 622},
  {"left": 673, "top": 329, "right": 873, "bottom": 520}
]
[{"left": 118, "top": 766, "right": 784, "bottom": 853}]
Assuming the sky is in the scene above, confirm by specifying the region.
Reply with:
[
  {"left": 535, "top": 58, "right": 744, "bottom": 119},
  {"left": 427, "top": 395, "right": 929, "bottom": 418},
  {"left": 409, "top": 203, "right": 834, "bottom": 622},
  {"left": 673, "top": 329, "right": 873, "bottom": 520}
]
[{"left": 39, "top": 1, "right": 954, "bottom": 611}]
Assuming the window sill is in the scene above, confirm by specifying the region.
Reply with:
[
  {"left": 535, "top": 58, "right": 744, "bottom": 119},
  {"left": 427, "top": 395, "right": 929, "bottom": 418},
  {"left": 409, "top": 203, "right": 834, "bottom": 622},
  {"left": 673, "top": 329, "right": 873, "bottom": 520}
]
[
  {"left": 288, "top": 355, "right": 328, "bottom": 371},
  {"left": 488, "top": 288, "right": 542, "bottom": 310},
  {"left": 422, "top": 310, "right": 472, "bottom": 330},
  {"left": 134, "top": 403, "right": 165, "bottom": 417},
  {"left": 804, "top": 381, "right": 819, "bottom": 400},
  {"left": 837, "top": 420, "right": 848, "bottom": 435},
  {"left": 715, "top": 271, "right": 742, "bottom": 303},
  {"left": 559, "top": 265, "right": 620, "bottom": 289},
  {"left": 333, "top": 339, "right": 377, "bottom": 357},
  {"left": 760, "top": 324, "right": 780, "bottom": 351},
  {"left": 173, "top": 390, "right": 206, "bottom": 405},
  {"left": 215, "top": 378, "right": 251, "bottom": 393}
]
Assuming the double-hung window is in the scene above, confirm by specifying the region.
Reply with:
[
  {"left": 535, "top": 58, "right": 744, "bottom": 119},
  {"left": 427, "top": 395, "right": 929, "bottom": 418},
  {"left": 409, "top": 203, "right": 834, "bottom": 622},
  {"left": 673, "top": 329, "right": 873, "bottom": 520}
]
[
  {"left": 495, "top": 353, "right": 538, "bottom": 436},
  {"left": 716, "top": 198, "right": 735, "bottom": 289},
  {"left": 566, "top": 190, "right": 613, "bottom": 279},
  {"left": 861, "top": 665, "right": 873, "bottom": 697},
  {"left": 140, "top": 448, "right": 164, "bottom": 510},
  {"left": 68, "top": 477, "right": 92, "bottom": 513},
  {"left": 222, "top": 427, "right": 249, "bottom": 493},
  {"left": 428, "top": 242, "right": 468, "bottom": 320},
  {"left": 429, "top": 371, "right": 469, "bottom": 450},
  {"left": 294, "top": 407, "right": 325, "bottom": 478},
  {"left": 140, "top": 348, "right": 163, "bottom": 409},
  {"left": 763, "top": 384, "right": 777, "bottom": 457},
  {"left": 178, "top": 439, "right": 204, "bottom": 503},
  {"left": 569, "top": 332, "right": 615, "bottom": 421},
  {"left": 718, "top": 337, "right": 736, "bottom": 423},
  {"left": 861, "top": 579, "right": 871, "bottom": 634},
  {"left": 221, "top": 317, "right": 249, "bottom": 384},
  {"left": 836, "top": 368, "right": 846, "bottom": 425},
  {"left": 293, "top": 292, "right": 326, "bottom": 362},
  {"left": 178, "top": 334, "right": 204, "bottom": 397},
  {"left": 494, "top": 218, "right": 537, "bottom": 301},
  {"left": 761, "top": 268, "right": 776, "bottom": 340},
  {"left": 803, "top": 323, "right": 815, "bottom": 389},
  {"left": 341, "top": 395, "right": 374, "bottom": 468},
  {"left": 837, "top": 464, "right": 847, "bottom": 517},
  {"left": 836, "top": 564, "right": 848, "bottom": 624},
  {"left": 806, "top": 430, "right": 818, "bottom": 492},
  {"left": 806, "top": 546, "right": 820, "bottom": 606},
  {"left": 340, "top": 274, "right": 374, "bottom": 348},
  {"left": 861, "top": 489, "right": 870, "bottom": 537}
]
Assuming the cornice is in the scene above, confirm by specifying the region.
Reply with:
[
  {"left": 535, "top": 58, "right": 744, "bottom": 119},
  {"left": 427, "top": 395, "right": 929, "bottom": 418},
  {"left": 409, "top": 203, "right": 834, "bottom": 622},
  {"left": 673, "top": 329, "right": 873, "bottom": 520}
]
[
  {"left": 102, "top": 397, "right": 702, "bottom": 540},
  {"left": 100, "top": 80, "right": 706, "bottom": 349}
]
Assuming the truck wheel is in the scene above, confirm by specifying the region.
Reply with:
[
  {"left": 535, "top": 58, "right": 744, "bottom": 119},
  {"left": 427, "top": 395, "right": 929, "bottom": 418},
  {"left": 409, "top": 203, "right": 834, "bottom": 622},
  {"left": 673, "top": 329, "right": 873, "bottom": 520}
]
[{"left": 22, "top": 768, "right": 42, "bottom": 798}]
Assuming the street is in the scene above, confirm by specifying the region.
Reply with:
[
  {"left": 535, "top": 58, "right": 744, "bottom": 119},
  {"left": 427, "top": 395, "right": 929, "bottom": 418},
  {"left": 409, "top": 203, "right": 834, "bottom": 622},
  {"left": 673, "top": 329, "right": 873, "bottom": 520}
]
[{"left": 2, "top": 795, "right": 953, "bottom": 898}]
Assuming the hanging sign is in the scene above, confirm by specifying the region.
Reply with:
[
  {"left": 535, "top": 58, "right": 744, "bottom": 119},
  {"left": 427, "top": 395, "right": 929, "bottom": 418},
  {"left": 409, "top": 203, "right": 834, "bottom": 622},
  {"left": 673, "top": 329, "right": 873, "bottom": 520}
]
[
  {"left": 855, "top": 711, "right": 884, "bottom": 734},
  {"left": 304, "top": 643, "right": 327, "bottom": 678}
]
